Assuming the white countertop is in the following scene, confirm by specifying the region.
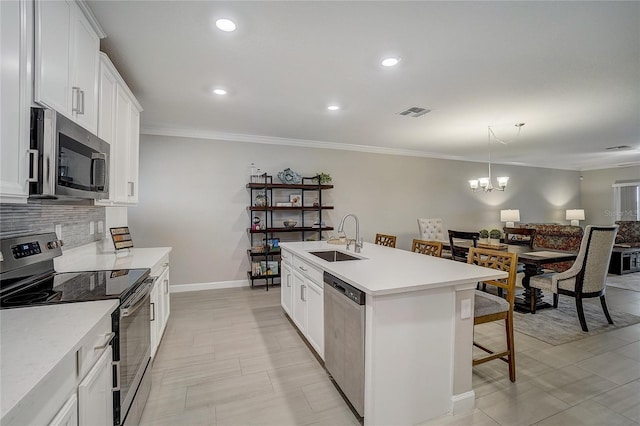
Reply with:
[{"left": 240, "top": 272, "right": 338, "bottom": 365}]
[
  {"left": 280, "top": 241, "right": 507, "bottom": 296},
  {"left": 0, "top": 300, "right": 119, "bottom": 420},
  {"left": 54, "top": 242, "right": 172, "bottom": 273}
]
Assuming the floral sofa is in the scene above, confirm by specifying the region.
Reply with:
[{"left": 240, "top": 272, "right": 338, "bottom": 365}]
[
  {"left": 615, "top": 221, "right": 640, "bottom": 247},
  {"left": 522, "top": 223, "right": 584, "bottom": 272}
]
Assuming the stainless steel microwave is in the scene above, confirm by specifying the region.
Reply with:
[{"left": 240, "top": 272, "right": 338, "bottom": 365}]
[{"left": 29, "top": 107, "right": 109, "bottom": 201}]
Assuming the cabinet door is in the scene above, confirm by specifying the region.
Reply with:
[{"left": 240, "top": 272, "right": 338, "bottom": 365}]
[
  {"left": 150, "top": 281, "right": 160, "bottom": 358},
  {"left": 97, "top": 54, "right": 117, "bottom": 144},
  {"left": 77, "top": 346, "right": 113, "bottom": 426},
  {"left": 48, "top": 393, "right": 78, "bottom": 426},
  {"left": 292, "top": 271, "right": 307, "bottom": 332},
  {"left": 127, "top": 106, "right": 140, "bottom": 203},
  {"left": 69, "top": 3, "right": 99, "bottom": 133},
  {"left": 113, "top": 85, "right": 131, "bottom": 203},
  {"left": 305, "top": 280, "right": 324, "bottom": 359},
  {"left": 160, "top": 267, "right": 171, "bottom": 331},
  {"left": 34, "top": 0, "right": 71, "bottom": 114},
  {"left": 0, "top": 0, "right": 31, "bottom": 204},
  {"left": 281, "top": 260, "right": 293, "bottom": 315}
]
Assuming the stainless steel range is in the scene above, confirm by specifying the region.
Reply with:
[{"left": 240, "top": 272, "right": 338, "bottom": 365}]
[{"left": 0, "top": 233, "right": 152, "bottom": 426}]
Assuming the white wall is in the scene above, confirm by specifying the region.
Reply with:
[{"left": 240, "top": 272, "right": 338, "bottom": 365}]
[
  {"left": 129, "top": 134, "right": 581, "bottom": 286},
  {"left": 581, "top": 166, "right": 640, "bottom": 225}
]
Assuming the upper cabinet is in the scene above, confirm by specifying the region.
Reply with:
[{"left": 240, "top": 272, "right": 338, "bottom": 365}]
[
  {"left": 0, "top": 0, "right": 33, "bottom": 204},
  {"left": 34, "top": 0, "right": 103, "bottom": 134},
  {"left": 96, "top": 53, "right": 142, "bottom": 206}
]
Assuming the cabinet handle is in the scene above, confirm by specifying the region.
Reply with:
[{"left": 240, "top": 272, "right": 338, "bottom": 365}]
[
  {"left": 128, "top": 181, "right": 135, "bottom": 197},
  {"left": 287, "top": 274, "right": 291, "bottom": 288},
  {"left": 72, "top": 87, "right": 80, "bottom": 113},
  {"left": 301, "top": 284, "right": 306, "bottom": 302},
  {"left": 150, "top": 302, "right": 155, "bottom": 321},
  {"left": 27, "top": 149, "right": 39, "bottom": 183},
  {"left": 282, "top": 254, "right": 288, "bottom": 260},
  {"left": 93, "top": 332, "right": 115, "bottom": 351},
  {"left": 112, "top": 360, "right": 121, "bottom": 392},
  {"left": 299, "top": 266, "right": 307, "bottom": 272},
  {"left": 164, "top": 279, "right": 169, "bottom": 294},
  {"left": 79, "top": 90, "right": 85, "bottom": 115}
]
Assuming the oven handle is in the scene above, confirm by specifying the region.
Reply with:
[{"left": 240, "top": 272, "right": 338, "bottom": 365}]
[
  {"left": 112, "top": 360, "right": 120, "bottom": 392},
  {"left": 121, "top": 285, "right": 150, "bottom": 318}
]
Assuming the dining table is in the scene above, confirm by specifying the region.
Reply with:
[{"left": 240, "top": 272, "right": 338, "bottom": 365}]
[{"left": 442, "top": 241, "right": 578, "bottom": 313}]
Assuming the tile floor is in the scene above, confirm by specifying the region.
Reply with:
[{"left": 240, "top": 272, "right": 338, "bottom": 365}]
[{"left": 140, "top": 277, "right": 640, "bottom": 426}]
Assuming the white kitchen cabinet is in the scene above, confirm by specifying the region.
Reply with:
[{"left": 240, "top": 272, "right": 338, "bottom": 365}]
[
  {"left": 292, "top": 270, "right": 307, "bottom": 332},
  {"left": 0, "top": 0, "right": 33, "bottom": 204},
  {"left": 77, "top": 346, "right": 113, "bottom": 426},
  {"left": 288, "top": 254, "right": 324, "bottom": 359},
  {"left": 305, "top": 279, "right": 324, "bottom": 358},
  {"left": 281, "top": 251, "right": 293, "bottom": 315},
  {"left": 150, "top": 259, "right": 170, "bottom": 359},
  {"left": 34, "top": 0, "right": 102, "bottom": 133},
  {"left": 48, "top": 394, "right": 78, "bottom": 426},
  {"left": 96, "top": 53, "right": 142, "bottom": 206}
]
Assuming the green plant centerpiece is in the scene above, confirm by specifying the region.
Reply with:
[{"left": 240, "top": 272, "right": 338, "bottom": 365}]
[
  {"left": 479, "top": 229, "right": 489, "bottom": 239},
  {"left": 489, "top": 229, "right": 502, "bottom": 239},
  {"left": 313, "top": 172, "right": 332, "bottom": 185}
]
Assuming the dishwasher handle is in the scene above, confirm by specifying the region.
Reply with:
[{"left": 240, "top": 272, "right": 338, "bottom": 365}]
[{"left": 323, "top": 272, "right": 365, "bottom": 305}]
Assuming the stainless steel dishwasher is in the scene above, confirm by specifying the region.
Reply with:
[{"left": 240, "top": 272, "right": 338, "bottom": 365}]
[{"left": 323, "top": 272, "right": 366, "bottom": 417}]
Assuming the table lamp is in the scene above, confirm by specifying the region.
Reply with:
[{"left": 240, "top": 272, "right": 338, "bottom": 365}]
[
  {"left": 566, "top": 209, "right": 585, "bottom": 226},
  {"left": 500, "top": 209, "right": 520, "bottom": 228}
]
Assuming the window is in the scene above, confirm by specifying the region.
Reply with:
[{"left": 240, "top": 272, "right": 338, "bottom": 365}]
[{"left": 613, "top": 181, "right": 640, "bottom": 220}]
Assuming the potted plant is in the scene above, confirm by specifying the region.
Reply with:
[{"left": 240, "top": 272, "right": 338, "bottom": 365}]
[
  {"left": 489, "top": 229, "right": 502, "bottom": 246},
  {"left": 313, "top": 172, "right": 332, "bottom": 185},
  {"left": 479, "top": 229, "right": 489, "bottom": 244}
]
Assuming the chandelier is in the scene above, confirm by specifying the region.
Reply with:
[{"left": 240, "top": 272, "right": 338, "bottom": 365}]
[{"left": 469, "top": 123, "right": 524, "bottom": 192}]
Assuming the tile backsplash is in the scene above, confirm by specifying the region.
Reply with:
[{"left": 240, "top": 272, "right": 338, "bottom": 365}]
[{"left": 0, "top": 203, "right": 105, "bottom": 249}]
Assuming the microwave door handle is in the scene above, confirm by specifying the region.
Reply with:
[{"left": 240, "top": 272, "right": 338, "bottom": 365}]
[
  {"left": 91, "top": 153, "right": 108, "bottom": 190},
  {"left": 27, "top": 149, "right": 39, "bottom": 183}
]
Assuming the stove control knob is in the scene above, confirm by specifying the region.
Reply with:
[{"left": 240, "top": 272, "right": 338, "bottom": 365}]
[{"left": 47, "top": 240, "right": 60, "bottom": 249}]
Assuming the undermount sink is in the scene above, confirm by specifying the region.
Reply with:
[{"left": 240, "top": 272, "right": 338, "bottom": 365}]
[{"left": 309, "top": 250, "right": 362, "bottom": 262}]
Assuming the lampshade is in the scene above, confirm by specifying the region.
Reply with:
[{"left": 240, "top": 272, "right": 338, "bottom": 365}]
[
  {"left": 566, "top": 209, "right": 585, "bottom": 226},
  {"left": 500, "top": 209, "right": 520, "bottom": 227}
]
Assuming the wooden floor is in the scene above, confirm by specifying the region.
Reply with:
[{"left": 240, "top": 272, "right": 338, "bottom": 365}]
[{"left": 140, "top": 278, "right": 640, "bottom": 426}]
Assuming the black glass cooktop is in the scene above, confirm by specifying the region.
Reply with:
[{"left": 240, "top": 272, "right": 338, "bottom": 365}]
[{"left": 0, "top": 268, "right": 150, "bottom": 309}]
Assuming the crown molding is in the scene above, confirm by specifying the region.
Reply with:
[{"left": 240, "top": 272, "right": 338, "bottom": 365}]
[{"left": 139, "top": 125, "right": 587, "bottom": 171}]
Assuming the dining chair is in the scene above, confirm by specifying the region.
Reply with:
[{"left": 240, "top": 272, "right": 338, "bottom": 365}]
[
  {"left": 375, "top": 233, "right": 397, "bottom": 248},
  {"left": 528, "top": 225, "right": 619, "bottom": 332},
  {"left": 468, "top": 247, "right": 518, "bottom": 382},
  {"left": 503, "top": 227, "right": 537, "bottom": 249},
  {"left": 417, "top": 218, "right": 444, "bottom": 241},
  {"left": 448, "top": 230, "right": 479, "bottom": 262},
  {"left": 411, "top": 239, "right": 442, "bottom": 257}
]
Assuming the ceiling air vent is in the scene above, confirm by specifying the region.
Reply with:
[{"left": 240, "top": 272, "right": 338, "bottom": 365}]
[
  {"left": 398, "top": 106, "right": 432, "bottom": 118},
  {"left": 605, "top": 145, "right": 632, "bottom": 151}
]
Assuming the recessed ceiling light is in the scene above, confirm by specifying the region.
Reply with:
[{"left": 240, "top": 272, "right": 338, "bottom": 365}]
[
  {"left": 213, "top": 88, "right": 227, "bottom": 95},
  {"left": 215, "top": 18, "right": 236, "bottom": 32},
  {"left": 327, "top": 105, "right": 340, "bottom": 111},
  {"left": 381, "top": 57, "right": 400, "bottom": 67}
]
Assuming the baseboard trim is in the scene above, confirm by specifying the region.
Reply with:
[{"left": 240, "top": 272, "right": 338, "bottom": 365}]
[
  {"left": 169, "top": 280, "right": 249, "bottom": 293},
  {"left": 451, "top": 390, "right": 475, "bottom": 414}
]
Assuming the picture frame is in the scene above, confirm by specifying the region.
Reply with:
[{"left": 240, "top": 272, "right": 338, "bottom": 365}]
[{"left": 289, "top": 194, "right": 302, "bottom": 207}]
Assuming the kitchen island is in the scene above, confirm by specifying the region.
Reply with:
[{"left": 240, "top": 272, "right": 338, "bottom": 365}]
[{"left": 280, "top": 241, "right": 507, "bottom": 426}]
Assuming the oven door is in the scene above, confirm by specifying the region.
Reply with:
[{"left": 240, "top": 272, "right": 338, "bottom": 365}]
[{"left": 113, "top": 281, "right": 151, "bottom": 425}]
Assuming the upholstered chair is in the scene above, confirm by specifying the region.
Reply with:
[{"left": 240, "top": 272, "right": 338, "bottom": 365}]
[
  {"left": 468, "top": 248, "right": 518, "bottom": 382},
  {"left": 417, "top": 218, "right": 444, "bottom": 241},
  {"left": 528, "top": 225, "right": 619, "bottom": 332},
  {"left": 374, "top": 233, "right": 397, "bottom": 248}
]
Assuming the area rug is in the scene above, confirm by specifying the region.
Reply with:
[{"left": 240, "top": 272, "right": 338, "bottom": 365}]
[
  {"left": 512, "top": 293, "right": 640, "bottom": 346},
  {"left": 606, "top": 273, "right": 640, "bottom": 292}
]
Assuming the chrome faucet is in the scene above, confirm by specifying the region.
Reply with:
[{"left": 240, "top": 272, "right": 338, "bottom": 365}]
[{"left": 337, "top": 213, "right": 362, "bottom": 253}]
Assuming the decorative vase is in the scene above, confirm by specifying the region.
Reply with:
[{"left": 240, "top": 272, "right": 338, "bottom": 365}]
[
  {"left": 479, "top": 237, "right": 489, "bottom": 244},
  {"left": 489, "top": 238, "right": 501, "bottom": 246}
]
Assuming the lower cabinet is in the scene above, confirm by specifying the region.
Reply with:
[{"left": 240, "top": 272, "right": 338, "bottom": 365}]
[
  {"left": 281, "top": 257, "right": 293, "bottom": 315},
  {"left": 151, "top": 261, "right": 170, "bottom": 359},
  {"left": 285, "top": 252, "right": 324, "bottom": 359},
  {"left": 77, "top": 346, "right": 113, "bottom": 426}
]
